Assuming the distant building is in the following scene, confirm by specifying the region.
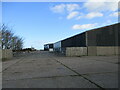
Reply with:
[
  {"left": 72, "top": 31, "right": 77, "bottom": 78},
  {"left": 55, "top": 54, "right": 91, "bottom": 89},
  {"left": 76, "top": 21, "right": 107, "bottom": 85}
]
[
  {"left": 44, "top": 43, "right": 53, "bottom": 51},
  {"left": 54, "top": 32, "right": 86, "bottom": 54},
  {"left": 53, "top": 23, "right": 120, "bottom": 56}
]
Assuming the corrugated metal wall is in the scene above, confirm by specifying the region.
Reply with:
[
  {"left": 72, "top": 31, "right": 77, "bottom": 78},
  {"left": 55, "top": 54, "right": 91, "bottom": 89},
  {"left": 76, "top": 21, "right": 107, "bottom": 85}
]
[
  {"left": 87, "top": 23, "right": 119, "bottom": 46},
  {"left": 53, "top": 41, "right": 61, "bottom": 52},
  {"left": 53, "top": 23, "right": 119, "bottom": 54},
  {"left": 62, "top": 32, "right": 86, "bottom": 47}
]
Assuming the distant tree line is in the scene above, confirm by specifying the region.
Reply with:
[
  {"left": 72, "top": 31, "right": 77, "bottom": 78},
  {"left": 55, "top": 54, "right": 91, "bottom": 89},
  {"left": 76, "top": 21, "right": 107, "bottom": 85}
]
[{"left": 0, "top": 24, "right": 24, "bottom": 50}]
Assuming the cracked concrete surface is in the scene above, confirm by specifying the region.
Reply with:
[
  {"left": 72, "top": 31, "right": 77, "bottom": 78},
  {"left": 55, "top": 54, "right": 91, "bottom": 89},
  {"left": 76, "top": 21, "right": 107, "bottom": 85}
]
[{"left": 2, "top": 51, "right": 118, "bottom": 88}]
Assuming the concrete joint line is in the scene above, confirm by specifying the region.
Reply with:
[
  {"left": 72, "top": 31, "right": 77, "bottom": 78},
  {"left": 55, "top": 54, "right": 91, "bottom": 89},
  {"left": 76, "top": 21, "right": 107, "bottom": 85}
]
[
  {"left": 81, "top": 71, "right": 118, "bottom": 76},
  {"left": 2, "top": 57, "right": 25, "bottom": 72},
  {"left": 52, "top": 58, "right": 105, "bottom": 90},
  {"left": 87, "top": 59, "right": 119, "bottom": 65},
  {"left": 4, "top": 75, "right": 80, "bottom": 81}
]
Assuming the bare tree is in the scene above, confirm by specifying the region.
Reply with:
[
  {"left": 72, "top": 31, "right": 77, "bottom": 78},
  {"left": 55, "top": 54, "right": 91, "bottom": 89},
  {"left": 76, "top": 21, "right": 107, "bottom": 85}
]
[
  {"left": 1, "top": 24, "right": 13, "bottom": 49},
  {"left": 0, "top": 24, "right": 24, "bottom": 50},
  {"left": 11, "top": 36, "right": 23, "bottom": 50}
]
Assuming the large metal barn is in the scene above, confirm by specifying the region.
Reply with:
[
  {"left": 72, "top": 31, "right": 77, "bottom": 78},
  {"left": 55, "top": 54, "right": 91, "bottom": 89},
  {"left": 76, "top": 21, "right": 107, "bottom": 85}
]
[{"left": 53, "top": 23, "right": 119, "bottom": 56}]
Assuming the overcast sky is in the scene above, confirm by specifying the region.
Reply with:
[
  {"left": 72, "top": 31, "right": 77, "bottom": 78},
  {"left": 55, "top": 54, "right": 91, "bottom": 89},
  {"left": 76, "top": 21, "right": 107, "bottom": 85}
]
[{"left": 2, "top": 1, "right": 119, "bottom": 49}]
